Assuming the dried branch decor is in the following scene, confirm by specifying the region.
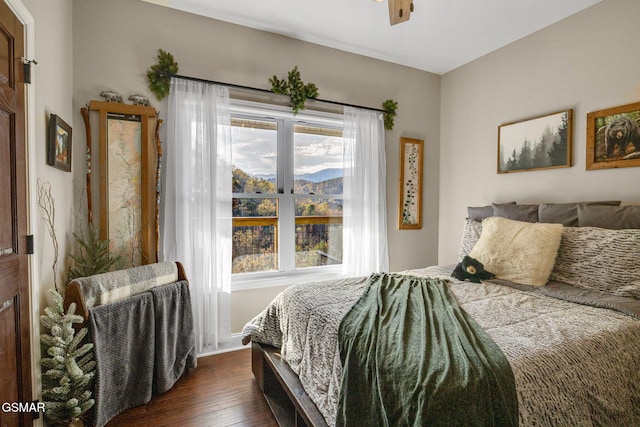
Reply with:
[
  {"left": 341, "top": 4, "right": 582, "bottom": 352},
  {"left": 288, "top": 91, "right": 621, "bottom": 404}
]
[{"left": 37, "top": 180, "right": 60, "bottom": 292}]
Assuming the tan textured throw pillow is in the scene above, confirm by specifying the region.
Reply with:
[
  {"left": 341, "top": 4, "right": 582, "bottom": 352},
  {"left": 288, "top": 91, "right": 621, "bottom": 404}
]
[{"left": 469, "top": 217, "right": 563, "bottom": 286}]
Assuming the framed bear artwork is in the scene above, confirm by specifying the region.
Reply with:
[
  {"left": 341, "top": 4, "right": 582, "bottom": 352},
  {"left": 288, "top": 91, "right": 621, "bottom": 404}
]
[{"left": 586, "top": 101, "right": 640, "bottom": 170}]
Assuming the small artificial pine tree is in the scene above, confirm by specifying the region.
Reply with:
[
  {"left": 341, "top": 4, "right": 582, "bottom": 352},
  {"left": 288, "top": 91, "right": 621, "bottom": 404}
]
[
  {"left": 40, "top": 289, "right": 96, "bottom": 425},
  {"left": 67, "top": 226, "right": 122, "bottom": 282}
]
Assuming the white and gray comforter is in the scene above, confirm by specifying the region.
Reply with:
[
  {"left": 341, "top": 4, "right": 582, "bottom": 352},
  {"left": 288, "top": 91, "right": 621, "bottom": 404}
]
[{"left": 241, "top": 266, "right": 640, "bottom": 426}]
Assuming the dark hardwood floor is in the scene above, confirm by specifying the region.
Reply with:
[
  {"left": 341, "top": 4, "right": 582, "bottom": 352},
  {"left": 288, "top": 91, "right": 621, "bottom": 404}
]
[{"left": 106, "top": 349, "right": 278, "bottom": 427}]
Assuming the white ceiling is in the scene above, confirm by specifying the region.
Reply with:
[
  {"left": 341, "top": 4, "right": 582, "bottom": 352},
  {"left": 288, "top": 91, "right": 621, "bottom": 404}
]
[{"left": 142, "top": 0, "right": 601, "bottom": 75}]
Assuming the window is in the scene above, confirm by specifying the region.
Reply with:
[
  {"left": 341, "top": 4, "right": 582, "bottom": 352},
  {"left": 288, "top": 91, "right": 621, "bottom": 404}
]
[{"left": 231, "top": 102, "right": 344, "bottom": 281}]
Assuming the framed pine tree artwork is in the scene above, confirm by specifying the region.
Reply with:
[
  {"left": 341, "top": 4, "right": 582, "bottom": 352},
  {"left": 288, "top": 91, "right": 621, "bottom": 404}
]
[{"left": 498, "top": 109, "right": 573, "bottom": 174}]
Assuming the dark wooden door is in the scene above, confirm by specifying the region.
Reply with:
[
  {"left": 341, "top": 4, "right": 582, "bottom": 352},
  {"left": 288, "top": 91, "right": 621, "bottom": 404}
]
[{"left": 0, "top": 2, "right": 32, "bottom": 426}]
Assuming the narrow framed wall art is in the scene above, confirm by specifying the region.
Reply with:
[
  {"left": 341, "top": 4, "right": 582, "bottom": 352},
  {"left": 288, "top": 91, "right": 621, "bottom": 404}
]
[{"left": 398, "top": 137, "right": 423, "bottom": 230}]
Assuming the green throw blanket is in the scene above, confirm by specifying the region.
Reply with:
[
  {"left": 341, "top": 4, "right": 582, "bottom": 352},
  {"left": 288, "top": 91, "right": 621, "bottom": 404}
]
[{"left": 336, "top": 273, "right": 518, "bottom": 427}]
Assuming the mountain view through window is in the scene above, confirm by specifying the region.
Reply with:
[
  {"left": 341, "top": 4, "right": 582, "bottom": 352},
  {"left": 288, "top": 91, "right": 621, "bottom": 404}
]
[{"left": 231, "top": 116, "right": 343, "bottom": 274}]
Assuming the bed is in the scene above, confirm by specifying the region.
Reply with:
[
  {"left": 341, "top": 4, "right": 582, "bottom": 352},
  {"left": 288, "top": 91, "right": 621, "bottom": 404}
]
[{"left": 241, "top": 202, "right": 640, "bottom": 426}]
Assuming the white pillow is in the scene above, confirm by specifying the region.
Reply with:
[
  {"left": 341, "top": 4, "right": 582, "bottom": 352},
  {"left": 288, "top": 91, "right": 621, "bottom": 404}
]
[{"left": 469, "top": 217, "right": 563, "bottom": 286}]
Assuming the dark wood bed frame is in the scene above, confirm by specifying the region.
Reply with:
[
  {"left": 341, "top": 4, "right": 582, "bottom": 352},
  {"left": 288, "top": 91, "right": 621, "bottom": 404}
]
[{"left": 252, "top": 342, "right": 328, "bottom": 427}]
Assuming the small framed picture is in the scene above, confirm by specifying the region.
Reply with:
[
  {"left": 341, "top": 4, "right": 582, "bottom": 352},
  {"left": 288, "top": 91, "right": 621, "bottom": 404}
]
[
  {"left": 498, "top": 109, "right": 573, "bottom": 173},
  {"left": 398, "top": 137, "right": 423, "bottom": 230},
  {"left": 47, "top": 114, "right": 72, "bottom": 172},
  {"left": 586, "top": 101, "right": 640, "bottom": 170}
]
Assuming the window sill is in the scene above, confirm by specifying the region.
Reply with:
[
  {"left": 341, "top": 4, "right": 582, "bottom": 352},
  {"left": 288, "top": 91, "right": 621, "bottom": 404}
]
[{"left": 231, "top": 268, "right": 347, "bottom": 291}]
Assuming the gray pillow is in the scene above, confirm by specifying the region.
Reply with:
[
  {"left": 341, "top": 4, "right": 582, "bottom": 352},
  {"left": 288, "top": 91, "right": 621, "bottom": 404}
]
[
  {"left": 577, "top": 205, "right": 640, "bottom": 229},
  {"left": 467, "top": 201, "right": 515, "bottom": 221},
  {"left": 492, "top": 203, "right": 539, "bottom": 223},
  {"left": 550, "top": 227, "right": 640, "bottom": 296},
  {"left": 457, "top": 219, "right": 483, "bottom": 262},
  {"left": 539, "top": 201, "right": 622, "bottom": 226}
]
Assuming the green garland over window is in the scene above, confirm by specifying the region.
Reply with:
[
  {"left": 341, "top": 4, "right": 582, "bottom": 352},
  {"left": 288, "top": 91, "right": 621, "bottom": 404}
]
[
  {"left": 146, "top": 53, "right": 399, "bottom": 130},
  {"left": 269, "top": 66, "right": 319, "bottom": 114},
  {"left": 382, "top": 99, "right": 398, "bottom": 130},
  {"left": 147, "top": 49, "right": 179, "bottom": 100}
]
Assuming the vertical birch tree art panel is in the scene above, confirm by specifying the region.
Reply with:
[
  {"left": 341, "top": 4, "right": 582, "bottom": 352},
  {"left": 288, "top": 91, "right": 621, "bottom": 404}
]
[{"left": 398, "top": 138, "right": 423, "bottom": 229}]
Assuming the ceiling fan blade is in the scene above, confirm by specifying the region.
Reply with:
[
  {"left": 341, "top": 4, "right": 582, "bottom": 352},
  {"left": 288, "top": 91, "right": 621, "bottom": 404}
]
[{"left": 388, "top": 0, "right": 413, "bottom": 25}]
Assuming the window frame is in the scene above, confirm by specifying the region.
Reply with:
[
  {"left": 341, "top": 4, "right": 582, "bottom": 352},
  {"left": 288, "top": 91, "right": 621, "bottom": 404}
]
[{"left": 230, "top": 99, "right": 346, "bottom": 290}]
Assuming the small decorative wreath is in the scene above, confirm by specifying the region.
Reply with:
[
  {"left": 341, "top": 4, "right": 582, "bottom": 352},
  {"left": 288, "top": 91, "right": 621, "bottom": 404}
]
[
  {"left": 147, "top": 49, "right": 179, "bottom": 100},
  {"left": 269, "top": 66, "right": 318, "bottom": 114}
]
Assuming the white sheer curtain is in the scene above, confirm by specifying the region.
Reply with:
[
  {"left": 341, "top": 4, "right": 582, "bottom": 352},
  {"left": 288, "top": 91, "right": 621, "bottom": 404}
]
[
  {"left": 342, "top": 106, "right": 389, "bottom": 276},
  {"left": 162, "top": 78, "right": 232, "bottom": 354}
]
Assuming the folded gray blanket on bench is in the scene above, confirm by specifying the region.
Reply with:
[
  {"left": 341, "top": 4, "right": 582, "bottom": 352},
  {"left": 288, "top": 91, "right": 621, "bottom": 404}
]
[
  {"left": 75, "top": 261, "right": 179, "bottom": 309},
  {"left": 90, "top": 292, "right": 155, "bottom": 427},
  {"left": 89, "top": 280, "right": 196, "bottom": 427},
  {"left": 152, "top": 281, "right": 197, "bottom": 394}
]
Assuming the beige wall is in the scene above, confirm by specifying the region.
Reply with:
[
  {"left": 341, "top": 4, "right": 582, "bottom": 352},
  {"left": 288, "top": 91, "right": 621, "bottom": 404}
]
[
  {"left": 72, "top": 0, "right": 440, "bottom": 332},
  {"left": 439, "top": 0, "right": 640, "bottom": 264},
  {"left": 20, "top": 0, "right": 75, "bottom": 306},
  {"left": 16, "top": 0, "right": 74, "bottom": 408}
]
